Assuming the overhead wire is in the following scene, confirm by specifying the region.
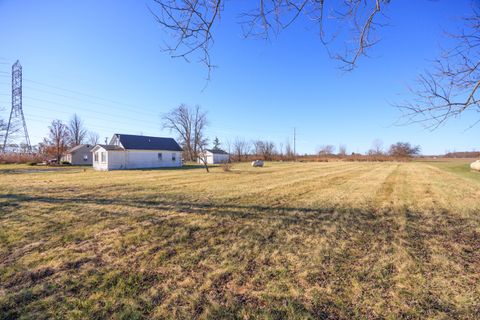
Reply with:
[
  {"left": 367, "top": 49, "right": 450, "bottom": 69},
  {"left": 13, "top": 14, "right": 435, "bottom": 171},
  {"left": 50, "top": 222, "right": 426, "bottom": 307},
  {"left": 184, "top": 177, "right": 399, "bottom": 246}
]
[{"left": 0, "top": 73, "right": 295, "bottom": 141}]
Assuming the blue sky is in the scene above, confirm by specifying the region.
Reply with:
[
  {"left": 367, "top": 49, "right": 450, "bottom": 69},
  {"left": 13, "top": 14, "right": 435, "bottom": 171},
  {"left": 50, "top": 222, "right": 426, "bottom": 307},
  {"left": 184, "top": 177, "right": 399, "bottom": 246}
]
[{"left": 0, "top": 0, "right": 478, "bottom": 154}]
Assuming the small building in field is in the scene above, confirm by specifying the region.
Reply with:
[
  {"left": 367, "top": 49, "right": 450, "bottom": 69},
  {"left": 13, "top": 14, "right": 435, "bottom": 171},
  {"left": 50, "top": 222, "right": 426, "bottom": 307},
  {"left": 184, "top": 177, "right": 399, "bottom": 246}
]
[
  {"left": 62, "top": 144, "right": 94, "bottom": 165},
  {"left": 92, "top": 134, "right": 183, "bottom": 171},
  {"left": 197, "top": 148, "right": 230, "bottom": 164}
]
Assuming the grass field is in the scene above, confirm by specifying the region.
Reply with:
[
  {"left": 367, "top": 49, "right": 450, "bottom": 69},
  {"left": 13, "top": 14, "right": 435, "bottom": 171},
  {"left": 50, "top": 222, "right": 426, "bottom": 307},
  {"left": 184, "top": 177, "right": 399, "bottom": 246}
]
[{"left": 1, "top": 160, "right": 479, "bottom": 319}]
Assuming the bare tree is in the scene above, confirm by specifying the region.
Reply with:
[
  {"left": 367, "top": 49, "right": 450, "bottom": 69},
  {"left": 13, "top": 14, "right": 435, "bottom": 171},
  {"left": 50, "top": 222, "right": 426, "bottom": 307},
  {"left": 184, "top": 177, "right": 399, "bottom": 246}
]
[
  {"left": 398, "top": 10, "right": 480, "bottom": 128},
  {"left": 193, "top": 108, "right": 209, "bottom": 172},
  {"left": 150, "top": 0, "right": 389, "bottom": 74},
  {"left": 285, "top": 139, "right": 294, "bottom": 160},
  {"left": 45, "top": 120, "right": 70, "bottom": 162},
  {"left": 367, "top": 139, "right": 384, "bottom": 155},
  {"left": 162, "top": 104, "right": 193, "bottom": 160},
  {"left": 278, "top": 142, "right": 284, "bottom": 159},
  {"left": 252, "top": 140, "right": 276, "bottom": 160},
  {"left": 338, "top": 144, "right": 347, "bottom": 156},
  {"left": 162, "top": 104, "right": 208, "bottom": 161},
  {"left": 252, "top": 140, "right": 263, "bottom": 157},
  {"left": 192, "top": 105, "right": 208, "bottom": 159},
  {"left": 389, "top": 142, "right": 421, "bottom": 158},
  {"left": 261, "top": 141, "right": 276, "bottom": 161},
  {"left": 225, "top": 138, "right": 232, "bottom": 155},
  {"left": 232, "top": 138, "right": 249, "bottom": 162},
  {"left": 87, "top": 131, "right": 100, "bottom": 145},
  {"left": 68, "top": 114, "right": 87, "bottom": 147},
  {"left": 318, "top": 144, "right": 335, "bottom": 156}
]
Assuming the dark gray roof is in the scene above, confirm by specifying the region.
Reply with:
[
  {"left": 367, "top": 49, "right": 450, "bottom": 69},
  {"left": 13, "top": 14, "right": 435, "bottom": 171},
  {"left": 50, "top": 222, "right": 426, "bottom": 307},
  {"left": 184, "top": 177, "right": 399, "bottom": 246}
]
[
  {"left": 67, "top": 144, "right": 94, "bottom": 153},
  {"left": 96, "top": 144, "right": 124, "bottom": 151},
  {"left": 206, "top": 148, "right": 228, "bottom": 155},
  {"left": 114, "top": 134, "right": 183, "bottom": 151}
]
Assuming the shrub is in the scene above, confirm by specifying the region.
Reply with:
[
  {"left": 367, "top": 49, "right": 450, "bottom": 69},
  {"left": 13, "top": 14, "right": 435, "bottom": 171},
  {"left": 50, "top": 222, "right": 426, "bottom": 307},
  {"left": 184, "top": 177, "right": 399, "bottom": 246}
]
[
  {"left": 221, "top": 162, "right": 232, "bottom": 172},
  {"left": 61, "top": 161, "right": 71, "bottom": 165},
  {"left": 0, "top": 153, "right": 44, "bottom": 164}
]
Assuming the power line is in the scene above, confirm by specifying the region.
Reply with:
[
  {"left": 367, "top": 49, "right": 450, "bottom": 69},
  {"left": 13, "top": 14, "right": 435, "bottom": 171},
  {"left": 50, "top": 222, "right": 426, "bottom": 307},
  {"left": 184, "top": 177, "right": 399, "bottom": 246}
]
[
  {"left": 22, "top": 85, "right": 160, "bottom": 118},
  {"left": 25, "top": 114, "right": 161, "bottom": 137},
  {"left": 1, "top": 72, "right": 294, "bottom": 136},
  {"left": 2, "top": 73, "right": 296, "bottom": 143},
  {"left": 19, "top": 75, "right": 293, "bottom": 136},
  {"left": 25, "top": 104, "right": 161, "bottom": 131},
  {"left": 22, "top": 96, "right": 162, "bottom": 128},
  {"left": 23, "top": 77, "right": 160, "bottom": 115},
  {"left": 1, "top": 73, "right": 163, "bottom": 118}
]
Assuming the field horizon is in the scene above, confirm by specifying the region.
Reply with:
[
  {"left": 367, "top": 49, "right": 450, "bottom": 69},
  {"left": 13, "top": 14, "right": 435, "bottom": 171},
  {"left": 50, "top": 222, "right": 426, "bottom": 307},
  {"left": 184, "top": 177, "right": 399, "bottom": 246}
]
[{"left": 1, "top": 160, "right": 479, "bottom": 319}]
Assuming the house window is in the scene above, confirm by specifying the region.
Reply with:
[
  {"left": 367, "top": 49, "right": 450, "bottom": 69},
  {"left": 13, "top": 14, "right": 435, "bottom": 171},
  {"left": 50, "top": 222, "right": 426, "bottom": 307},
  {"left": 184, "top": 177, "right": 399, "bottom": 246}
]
[
  {"left": 158, "top": 153, "right": 162, "bottom": 160},
  {"left": 101, "top": 152, "right": 106, "bottom": 163},
  {"left": 172, "top": 153, "right": 176, "bottom": 161},
  {"left": 83, "top": 154, "right": 88, "bottom": 161},
  {"left": 94, "top": 152, "right": 99, "bottom": 162}
]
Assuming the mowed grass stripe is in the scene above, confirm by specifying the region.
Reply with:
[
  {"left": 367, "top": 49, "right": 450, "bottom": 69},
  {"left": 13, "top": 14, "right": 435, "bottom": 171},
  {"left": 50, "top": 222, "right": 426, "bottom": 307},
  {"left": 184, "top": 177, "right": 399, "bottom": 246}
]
[
  {"left": 298, "top": 163, "right": 400, "bottom": 210},
  {"left": 0, "top": 162, "right": 345, "bottom": 198},
  {"left": 228, "top": 163, "right": 387, "bottom": 207}
]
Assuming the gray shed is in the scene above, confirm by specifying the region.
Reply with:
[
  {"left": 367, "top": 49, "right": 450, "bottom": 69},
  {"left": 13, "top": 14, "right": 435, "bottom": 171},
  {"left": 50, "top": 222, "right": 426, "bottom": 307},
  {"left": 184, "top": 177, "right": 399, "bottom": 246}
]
[{"left": 62, "top": 144, "right": 94, "bottom": 165}]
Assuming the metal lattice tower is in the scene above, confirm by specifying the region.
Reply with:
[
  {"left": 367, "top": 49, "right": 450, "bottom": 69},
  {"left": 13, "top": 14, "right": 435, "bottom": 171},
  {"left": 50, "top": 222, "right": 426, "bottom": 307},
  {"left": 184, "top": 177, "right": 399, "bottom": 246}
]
[{"left": 2, "top": 60, "right": 32, "bottom": 153}]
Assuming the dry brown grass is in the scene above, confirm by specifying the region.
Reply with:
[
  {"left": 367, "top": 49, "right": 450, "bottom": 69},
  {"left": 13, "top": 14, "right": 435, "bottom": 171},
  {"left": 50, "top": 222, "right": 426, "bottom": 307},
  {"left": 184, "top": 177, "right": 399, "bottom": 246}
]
[{"left": 0, "top": 161, "right": 479, "bottom": 319}]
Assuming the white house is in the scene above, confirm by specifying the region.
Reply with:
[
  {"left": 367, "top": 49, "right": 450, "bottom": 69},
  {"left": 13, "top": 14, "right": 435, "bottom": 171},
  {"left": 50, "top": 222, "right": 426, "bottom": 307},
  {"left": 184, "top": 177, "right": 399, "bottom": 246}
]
[
  {"left": 197, "top": 148, "right": 230, "bottom": 164},
  {"left": 92, "top": 134, "right": 183, "bottom": 171}
]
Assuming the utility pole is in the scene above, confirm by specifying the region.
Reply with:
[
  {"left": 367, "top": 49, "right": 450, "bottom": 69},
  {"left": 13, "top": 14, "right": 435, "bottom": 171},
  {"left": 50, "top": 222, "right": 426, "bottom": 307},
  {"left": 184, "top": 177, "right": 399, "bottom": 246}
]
[
  {"left": 293, "top": 127, "right": 296, "bottom": 161},
  {"left": 2, "top": 60, "right": 31, "bottom": 153}
]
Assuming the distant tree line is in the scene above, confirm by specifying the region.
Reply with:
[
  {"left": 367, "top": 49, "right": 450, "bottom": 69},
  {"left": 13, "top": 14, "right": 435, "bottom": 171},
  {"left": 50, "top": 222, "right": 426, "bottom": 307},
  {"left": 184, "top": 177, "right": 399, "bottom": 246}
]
[
  {"left": 444, "top": 151, "right": 480, "bottom": 158},
  {"left": 2, "top": 103, "right": 424, "bottom": 165},
  {"left": 228, "top": 138, "right": 296, "bottom": 162},
  {"left": 162, "top": 104, "right": 423, "bottom": 165}
]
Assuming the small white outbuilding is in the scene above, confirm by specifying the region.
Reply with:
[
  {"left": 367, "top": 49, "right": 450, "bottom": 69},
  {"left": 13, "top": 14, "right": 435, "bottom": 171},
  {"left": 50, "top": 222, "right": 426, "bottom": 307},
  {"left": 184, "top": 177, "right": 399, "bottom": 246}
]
[
  {"left": 197, "top": 149, "right": 230, "bottom": 164},
  {"left": 92, "top": 134, "right": 183, "bottom": 171}
]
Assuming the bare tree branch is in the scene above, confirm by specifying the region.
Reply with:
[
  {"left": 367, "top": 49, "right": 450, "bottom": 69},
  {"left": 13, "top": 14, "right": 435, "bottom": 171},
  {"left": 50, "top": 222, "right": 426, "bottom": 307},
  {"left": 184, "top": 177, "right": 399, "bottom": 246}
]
[
  {"left": 150, "top": 0, "right": 390, "bottom": 74},
  {"left": 396, "top": 9, "right": 480, "bottom": 129},
  {"left": 149, "top": 0, "right": 223, "bottom": 79}
]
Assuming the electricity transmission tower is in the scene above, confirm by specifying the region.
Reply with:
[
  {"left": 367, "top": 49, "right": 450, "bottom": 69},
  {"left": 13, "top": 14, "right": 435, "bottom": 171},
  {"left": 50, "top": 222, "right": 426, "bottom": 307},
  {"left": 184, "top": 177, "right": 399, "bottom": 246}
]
[{"left": 2, "top": 60, "right": 32, "bottom": 153}]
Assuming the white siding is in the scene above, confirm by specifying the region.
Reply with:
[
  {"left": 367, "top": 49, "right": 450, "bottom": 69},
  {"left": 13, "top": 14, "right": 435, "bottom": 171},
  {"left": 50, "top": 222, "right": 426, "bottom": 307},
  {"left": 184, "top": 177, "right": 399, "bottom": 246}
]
[
  {"left": 124, "top": 150, "right": 181, "bottom": 169},
  {"left": 212, "top": 154, "right": 229, "bottom": 164},
  {"left": 107, "top": 151, "right": 127, "bottom": 170},
  {"left": 198, "top": 151, "right": 229, "bottom": 164},
  {"left": 92, "top": 149, "right": 109, "bottom": 171},
  {"left": 92, "top": 148, "right": 182, "bottom": 171}
]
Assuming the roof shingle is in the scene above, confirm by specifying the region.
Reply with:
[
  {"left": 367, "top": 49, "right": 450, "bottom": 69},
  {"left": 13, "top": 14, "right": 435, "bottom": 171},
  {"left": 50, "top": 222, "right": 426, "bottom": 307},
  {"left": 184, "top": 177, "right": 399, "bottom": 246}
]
[
  {"left": 115, "top": 134, "right": 183, "bottom": 151},
  {"left": 205, "top": 148, "right": 229, "bottom": 155}
]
